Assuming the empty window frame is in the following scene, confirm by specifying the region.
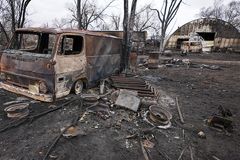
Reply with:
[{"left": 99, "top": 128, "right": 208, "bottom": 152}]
[
  {"left": 60, "top": 35, "right": 84, "bottom": 55},
  {"left": 9, "top": 32, "right": 56, "bottom": 55}
]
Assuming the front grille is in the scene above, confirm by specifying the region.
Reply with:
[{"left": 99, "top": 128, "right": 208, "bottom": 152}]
[{"left": 5, "top": 73, "right": 38, "bottom": 89}]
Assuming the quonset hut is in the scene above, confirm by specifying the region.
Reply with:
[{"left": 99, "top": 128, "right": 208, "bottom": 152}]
[{"left": 165, "top": 18, "right": 240, "bottom": 53}]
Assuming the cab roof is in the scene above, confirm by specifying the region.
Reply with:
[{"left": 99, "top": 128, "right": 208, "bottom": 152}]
[{"left": 16, "top": 27, "right": 122, "bottom": 39}]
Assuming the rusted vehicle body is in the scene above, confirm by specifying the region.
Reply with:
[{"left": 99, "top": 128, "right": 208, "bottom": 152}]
[{"left": 0, "top": 28, "right": 122, "bottom": 102}]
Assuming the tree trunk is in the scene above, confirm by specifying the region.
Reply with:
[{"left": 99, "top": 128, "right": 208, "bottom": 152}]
[
  {"left": 159, "top": 22, "right": 166, "bottom": 54},
  {"left": 159, "top": 32, "right": 165, "bottom": 53},
  {"left": 17, "top": 0, "right": 25, "bottom": 28},
  {"left": 19, "top": 0, "right": 31, "bottom": 28},
  {"left": 77, "top": 0, "right": 82, "bottom": 29},
  {"left": 128, "top": 0, "right": 138, "bottom": 60},
  {"left": 8, "top": 0, "right": 16, "bottom": 34},
  {"left": 121, "top": 0, "right": 129, "bottom": 71},
  {"left": 121, "top": 0, "right": 138, "bottom": 71}
]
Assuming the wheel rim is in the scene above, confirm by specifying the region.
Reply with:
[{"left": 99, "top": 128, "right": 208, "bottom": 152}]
[{"left": 74, "top": 80, "right": 83, "bottom": 94}]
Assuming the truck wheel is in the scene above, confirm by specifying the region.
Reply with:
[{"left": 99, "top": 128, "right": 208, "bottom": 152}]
[{"left": 74, "top": 80, "right": 83, "bottom": 94}]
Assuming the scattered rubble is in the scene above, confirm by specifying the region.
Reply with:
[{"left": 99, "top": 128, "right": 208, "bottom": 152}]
[
  {"left": 218, "top": 105, "right": 232, "bottom": 117},
  {"left": 207, "top": 116, "right": 233, "bottom": 132},
  {"left": 206, "top": 106, "right": 233, "bottom": 132},
  {"left": 200, "top": 64, "right": 221, "bottom": 70},
  {"left": 198, "top": 131, "right": 206, "bottom": 139},
  {"left": 141, "top": 97, "right": 158, "bottom": 106},
  {"left": 86, "top": 102, "right": 111, "bottom": 120},
  {"left": 143, "top": 139, "right": 155, "bottom": 149},
  {"left": 0, "top": 98, "right": 78, "bottom": 133},
  {"left": 162, "top": 58, "right": 222, "bottom": 70},
  {"left": 62, "top": 126, "right": 86, "bottom": 138},
  {"left": 0, "top": 54, "right": 239, "bottom": 160}
]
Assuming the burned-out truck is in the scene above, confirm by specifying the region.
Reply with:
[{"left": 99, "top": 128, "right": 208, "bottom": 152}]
[{"left": 0, "top": 28, "right": 122, "bottom": 102}]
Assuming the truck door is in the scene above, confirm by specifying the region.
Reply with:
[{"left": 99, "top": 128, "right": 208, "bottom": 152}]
[{"left": 54, "top": 34, "right": 86, "bottom": 98}]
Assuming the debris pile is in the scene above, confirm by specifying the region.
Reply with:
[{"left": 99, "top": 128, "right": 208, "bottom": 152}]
[
  {"left": 206, "top": 106, "right": 233, "bottom": 132},
  {"left": 161, "top": 58, "right": 221, "bottom": 70},
  {"left": 0, "top": 70, "right": 236, "bottom": 159}
]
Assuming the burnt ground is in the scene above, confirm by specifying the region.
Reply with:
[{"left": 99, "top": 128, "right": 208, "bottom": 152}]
[{"left": 0, "top": 52, "right": 240, "bottom": 160}]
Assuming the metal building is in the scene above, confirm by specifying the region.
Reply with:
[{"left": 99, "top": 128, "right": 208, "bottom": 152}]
[{"left": 165, "top": 18, "right": 240, "bottom": 52}]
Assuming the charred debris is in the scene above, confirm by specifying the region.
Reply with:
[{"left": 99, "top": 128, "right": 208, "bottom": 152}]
[{"left": 0, "top": 27, "right": 237, "bottom": 160}]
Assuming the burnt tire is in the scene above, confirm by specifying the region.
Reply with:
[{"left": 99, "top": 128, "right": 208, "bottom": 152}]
[{"left": 74, "top": 80, "right": 83, "bottom": 95}]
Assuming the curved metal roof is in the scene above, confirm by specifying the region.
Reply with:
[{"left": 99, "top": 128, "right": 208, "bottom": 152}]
[{"left": 170, "top": 18, "right": 240, "bottom": 38}]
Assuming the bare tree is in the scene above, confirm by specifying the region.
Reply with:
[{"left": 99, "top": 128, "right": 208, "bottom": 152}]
[
  {"left": 110, "top": 14, "right": 121, "bottom": 30},
  {"left": 212, "top": 0, "right": 224, "bottom": 19},
  {"left": 134, "top": 5, "right": 160, "bottom": 32},
  {"left": 121, "top": 0, "right": 138, "bottom": 70},
  {"left": 6, "top": 0, "right": 32, "bottom": 33},
  {"left": 93, "top": 20, "right": 110, "bottom": 31},
  {"left": 224, "top": 1, "right": 240, "bottom": 29},
  {"left": 198, "top": 0, "right": 240, "bottom": 30},
  {"left": 68, "top": 0, "right": 116, "bottom": 30},
  {"left": 199, "top": 7, "right": 214, "bottom": 19},
  {"left": 0, "top": 0, "right": 10, "bottom": 43},
  {"left": 199, "top": 0, "right": 224, "bottom": 19},
  {"left": 150, "top": 0, "right": 183, "bottom": 53},
  {"left": 0, "top": 0, "right": 31, "bottom": 47},
  {"left": 122, "top": 0, "right": 129, "bottom": 70}
]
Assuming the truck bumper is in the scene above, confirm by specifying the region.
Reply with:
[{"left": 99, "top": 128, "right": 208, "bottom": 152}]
[{"left": 0, "top": 82, "right": 53, "bottom": 102}]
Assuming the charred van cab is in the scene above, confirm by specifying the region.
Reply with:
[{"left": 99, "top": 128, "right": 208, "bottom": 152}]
[{"left": 0, "top": 28, "right": 122, "bottom": 102}]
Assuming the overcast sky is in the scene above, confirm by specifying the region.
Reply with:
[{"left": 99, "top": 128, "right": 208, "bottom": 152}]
[{"left": 28, "top": 0, "right": 232, "bottom": 34}]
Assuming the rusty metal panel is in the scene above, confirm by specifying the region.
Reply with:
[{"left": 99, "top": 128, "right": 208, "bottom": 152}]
[
  {"left": 93, "top": 31, "right": 147, "bottom": 42},
  {"left": 93, "top": 31, "right": 147, "bottom": 53},
  {"left": 85, "top": 35, "right": 121, "bottom": 83}
]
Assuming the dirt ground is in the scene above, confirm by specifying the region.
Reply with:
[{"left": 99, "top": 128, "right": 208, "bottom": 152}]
[{"left": 0, "top": 52, "right": 240, "bottom": 160}]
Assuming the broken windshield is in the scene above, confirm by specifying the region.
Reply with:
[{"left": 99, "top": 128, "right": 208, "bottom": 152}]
[{"left": 8, "top": 32, "right": 56, "bottom": 56}]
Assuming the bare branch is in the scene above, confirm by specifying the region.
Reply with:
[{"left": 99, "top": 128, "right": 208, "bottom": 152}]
[
  {"left": 67, "top": 0, "right": 116, "bottom": 30},
  {"left": 197, "top": 0, "right": 240, "bottom": 30},
  {"left": 0, "top": 21, "right": 10, "bottom": 42},
  {"left": 150, "top": 0, "right": 183, "bottom": 52},
  {"left": 0, "top": 0, "right": 32, "bottom": 47}
]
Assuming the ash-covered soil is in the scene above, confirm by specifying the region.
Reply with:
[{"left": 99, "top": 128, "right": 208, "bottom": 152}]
[{"left": 0, "top": 52, "right": 240, "bottom": 160}]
